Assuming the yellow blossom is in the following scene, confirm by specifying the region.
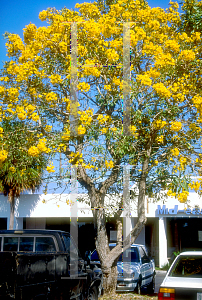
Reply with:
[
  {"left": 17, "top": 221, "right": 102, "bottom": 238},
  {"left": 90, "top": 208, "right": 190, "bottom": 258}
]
[
  {"left": 170, "top": 121, "right": 182, "bottom": 131},
  {"left": 28, "top": 146, "right": 40, "bottom": 157},
  {"left": 171, "top": 148, "right": 179, "bottom": 156}
]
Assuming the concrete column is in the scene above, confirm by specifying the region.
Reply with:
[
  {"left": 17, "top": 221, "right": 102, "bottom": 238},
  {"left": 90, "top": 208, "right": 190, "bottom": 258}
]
[
  {"left": 123, "top": 217, "right": 145, "bottom": 245},
  {"left": 159, "top": 217, "right": 168, "bottom": 268},
  {"left": 133, "top": 218, "right": 145, "bottom": 245},
  {"left": 15, "top": 217, "right": 23, "bottom": 229}
]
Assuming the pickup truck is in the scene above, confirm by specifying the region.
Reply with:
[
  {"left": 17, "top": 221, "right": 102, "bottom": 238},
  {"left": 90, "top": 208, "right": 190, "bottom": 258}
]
[
  {"left": 0, "top": 229, "right": 103, "bottom": 300},
  {"left": 90, "top": 243, "right": 155, "bottom": 294}
]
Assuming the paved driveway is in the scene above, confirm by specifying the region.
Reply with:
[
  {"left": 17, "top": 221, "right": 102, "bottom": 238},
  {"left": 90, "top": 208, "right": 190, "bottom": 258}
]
[{"left": 154, "top": 270, "right": 167, "bottom": 294}]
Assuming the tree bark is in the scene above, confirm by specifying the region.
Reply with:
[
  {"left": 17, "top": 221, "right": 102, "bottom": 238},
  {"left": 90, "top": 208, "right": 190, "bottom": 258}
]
[{"left": 8, "top": 189, "right": 15, "bottom": 230}]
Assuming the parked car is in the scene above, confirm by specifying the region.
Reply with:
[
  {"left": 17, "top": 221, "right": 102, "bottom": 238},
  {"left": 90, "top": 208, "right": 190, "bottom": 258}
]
[
  {"left": 0, "top": 230, "right": 103, "bottom": 300},
  {"left": 158, "top": 251, "right": 202, "bottom": 300},
  {"left": 90, "top": 243, "right": 155, "bottom": 294}
]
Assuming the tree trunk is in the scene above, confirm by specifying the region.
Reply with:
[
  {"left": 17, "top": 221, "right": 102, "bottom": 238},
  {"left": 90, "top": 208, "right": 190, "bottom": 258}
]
[{"left": 8, "top": 190, "right": 15, "bottom": 230}]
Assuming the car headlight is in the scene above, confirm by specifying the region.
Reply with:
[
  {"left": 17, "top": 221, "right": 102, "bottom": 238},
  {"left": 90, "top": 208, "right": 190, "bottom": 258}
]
[{"left": 118, "top": 272, "right": 135, "bottom": 278}]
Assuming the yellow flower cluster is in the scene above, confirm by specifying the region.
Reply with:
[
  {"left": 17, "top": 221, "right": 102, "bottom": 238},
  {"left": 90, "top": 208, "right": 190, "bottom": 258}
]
[
  {"left": 37, "top": 138, "right": 50, "bottom": 153},
  {"left": 50, "top": 74, "right": 62, "bottom": 84},
  {"left": 69, "top": 152, "right": 83, "bottom": 166},
  {"left": 178, "top": 190, "right": 189, "bottom": 203},
  {"left": 38, "top": 10, "right": 49, "bottom": 21},
  {"left": 62, "top": 129, "right": 70, "bottom": 141},
  {"left": 155, "top": 53, "right": 175, "bottom": 67},
  {"left": 192, "top": 95, "right": 202, "bottom": 115},
  {"left": 0, "top": 86, "right": 5, "bottom": 94},
  {"left": 179, "top": 50, "right": 195, "bottom": 61},
  {"left": 78, "top": 109, "right": 93, "bottom": 126},
  {"left": 136, "top": 74, "right": 152, "bottom": 86},
  {"left": 179, "top": 156, "right": 187, "bottom": 170},
  {"left": 105, "top": 49, "right": 119, "bottom": 62},
  {"left": 6, "top": 34, "right": 24, "bottom": 56},
  {"left": 153, "top": 83, "right": 171, "bottom": 98},
  {"left": 7, "top": 87, "right": 19, "bottom": 100},
  {"left": 45, "top": 92, "right": 58, "bottom": 103},
  {"left": 153, "top": 120, "right": 167, "bottom": 129},
  {"left": 9, "top": 166, "right": 16, "bottom": 174},
  {"left": 165, "top": 39, "right": 180, "bottom": 53},
  {"left": 167, "top": 190, "right": 176, "bottom": 197},
  {"left": 156, "top": 135, "right": 164, "bottom": 143},
  {"left": 97, "top": 114, "right": 111, "bottom": 125},
  {"left": 28, "top": 146, "right": 39, "bottom": 157},
  {"left": 171, "top": 148, "right": 179, "bottom": 156},
  {"left": 0, "top": 127, "right": 3, "bottom": 137},
  {"left": 78, "top": 125, "right": 86, "bottom": 135},
  {"left": 0, "top": 150, "right": 8, "bottom": 163},
  {"left": 46, "top": 162, "right": 55, "bottom": 173},
  {"left": 105, "top": 160, "right": 114, "bottom": 169},
  {"left": 16, "top": 106, "right": 27, "bottom": 120},
  {"left": 28, "top": 139, "right": 50, "bottom": 157},
  {"left": 170, "top": 121, "right": 182, "bottom": 131},
  {"left": 189, "top": 181, "right": 200, "bottom": 192},
  {"left": 45, "top": 125, "right": 52, "bottom": 132},
  {"left": 23, "top": 23, "right": 37, "bottom": 44},
  {"left": 31, "top": 113, "right": 39, "bottom": 122},
  {"left": 130, "top": 125, "right": 137, "bottom": 136},
  {"left": 77, "top": 82, "right": 90, "bottom": 92},
  {"left": 26, "top": 104, "right": 36, "bottom": 114}
]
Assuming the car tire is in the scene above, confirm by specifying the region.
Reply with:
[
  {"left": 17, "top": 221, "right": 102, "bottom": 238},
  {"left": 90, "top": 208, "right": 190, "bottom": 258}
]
[
  {"left": 88, "top": 286, "right": 98, "bottom": 300},
  {"left": 147, "top": 277, "right": 155, "bottom": 294},
  {"left": 135, "top": 281, "right": 141, "bottom": 295}
]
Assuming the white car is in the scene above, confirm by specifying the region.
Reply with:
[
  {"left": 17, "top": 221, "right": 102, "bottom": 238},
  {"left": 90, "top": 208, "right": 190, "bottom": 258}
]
[
  {"left": 158, "top": 251, "right": 202, "bottom": 300},
  {"left": 90, "top": 243, "right": 155, "bottom": 294}
]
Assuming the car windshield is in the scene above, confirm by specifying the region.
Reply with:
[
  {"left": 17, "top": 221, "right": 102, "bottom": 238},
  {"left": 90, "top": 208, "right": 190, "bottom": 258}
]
[
  {"left": 91, "top": 246, "right": 139, "bottom": 263},
  {"left": 169, "top": 255, "right": 202, "bottom": 278},
  {"left": 116, "top": 247, "right": 139, "bottom": 263}
]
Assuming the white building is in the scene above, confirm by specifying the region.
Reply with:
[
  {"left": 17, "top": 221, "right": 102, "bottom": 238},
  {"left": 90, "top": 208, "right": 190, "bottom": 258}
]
[{"left": 0, "top": 191, "right": 202, "bottom": 267}]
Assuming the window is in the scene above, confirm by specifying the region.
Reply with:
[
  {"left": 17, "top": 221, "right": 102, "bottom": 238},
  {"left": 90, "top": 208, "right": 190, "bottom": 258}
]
[
  {"left": 3, "top": 237, "right": 18, "bottom": 251},
  {"left": 19, "top": 237, "right": 34, "bottom": 251},
  {"left": 118, "top": 247, "right": 140, "bottom": 263},
  {"left": 170, "top": 256, "right": 202, "bottom": 278},
  {"left": 35, "top": 237, "right": 56, "bottom": 252},
  {"left": 62, "top": 233, "right": 78, "bottom": 256}
]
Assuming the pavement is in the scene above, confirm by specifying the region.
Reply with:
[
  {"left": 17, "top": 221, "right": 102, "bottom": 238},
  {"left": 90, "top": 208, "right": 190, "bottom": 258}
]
[{"left": 154, "top": 270, "right": 167, "bottom": 294}]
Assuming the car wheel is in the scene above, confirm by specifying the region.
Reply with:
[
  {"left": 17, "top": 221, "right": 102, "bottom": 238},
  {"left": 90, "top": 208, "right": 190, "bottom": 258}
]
[
  {"left": 135, "top": 281, "right": 141, "bottom": 295},
  {"left": 147, "top": 277, "right": 155, "bottom": 294},
  {"left": 88, "top": 286, "right": 98, "bottom": 300}
]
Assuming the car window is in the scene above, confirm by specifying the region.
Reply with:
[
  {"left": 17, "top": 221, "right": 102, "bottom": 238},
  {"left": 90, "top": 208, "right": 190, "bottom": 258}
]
[
  {"left": 169, "top": 255, "right": 202, "bottom": 278},
  {"left": 19, "top": 237, "right": 34, "bottom": 251},
  {"left": 91, "top": 250, "right": 99, "bottom": 261},
  {"left": 118, "top": 247, "right": 140, "bottom": 262},
  {"left": 139, "top": 246, "right": 146, "bottom": 259},
  {"left": 62, "top": 233, "right": 79, "bottom": 257},
  {"left": 3, "top": 237, "right": 18, "bottom": 251},
  {"left": 35, "top": 237, "right": 56, "bottom": 252}
]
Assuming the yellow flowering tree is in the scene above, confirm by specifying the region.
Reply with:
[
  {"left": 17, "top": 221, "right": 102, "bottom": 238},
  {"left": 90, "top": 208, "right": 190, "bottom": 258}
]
[
  {"left": 0, "top": 0, "right": 202, "bottom": 293},
  {"left": 0, "top": 121, "right": 49, "bottom": 229}
]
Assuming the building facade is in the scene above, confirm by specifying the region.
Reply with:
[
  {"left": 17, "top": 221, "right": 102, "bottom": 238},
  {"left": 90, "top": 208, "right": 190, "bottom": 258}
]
[{"left": 0, "top": 192, "right": 202, "bottom": 267}]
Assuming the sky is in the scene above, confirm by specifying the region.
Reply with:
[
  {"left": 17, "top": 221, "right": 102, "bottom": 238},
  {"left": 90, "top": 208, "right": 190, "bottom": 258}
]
[{"left": 0, "top": 0, "right": 176, "bottom": 69}]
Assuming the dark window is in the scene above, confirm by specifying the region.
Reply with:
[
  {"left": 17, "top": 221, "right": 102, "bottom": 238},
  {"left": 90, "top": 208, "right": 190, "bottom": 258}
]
[
  {"left": 19, "top": 237, "right": 34, "bottom": 251},
  {"left": 35, "top": 237, "right": 56, "bottom": 252},
  {"left": 62, "top": 234, "right": 71, "bottom": 252},
  {"left": 0, "top": 237, "right": 1, "bottom": 251},
  {"left": 118, "top": 247, "right": 140, "bottom": 263},
  {"left": 62, "top": 233, "right": 78, "bottom": 256},
  {"left": 92, "top": 246, "right": 140, "bottom": 263},
  {"left": 91, "top": 250, "right": 99, "bottom": 261},
  {"left": 3, "top": 237, "right": 18, "bottom": 251},
  {"left": 139, "top": 246, "right": 146, "bottom": 259},
  {"left": 169, "top": 255, "right": 202, "bottom": 278}
]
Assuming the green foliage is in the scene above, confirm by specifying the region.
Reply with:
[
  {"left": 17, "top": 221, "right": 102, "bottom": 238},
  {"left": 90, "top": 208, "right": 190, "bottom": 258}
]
[
  {"left": 0, "top": 120, "right": 48, "bottom": 197},
  {"left": 180, "top": 0, "right": 202, "bottom": 33}
]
